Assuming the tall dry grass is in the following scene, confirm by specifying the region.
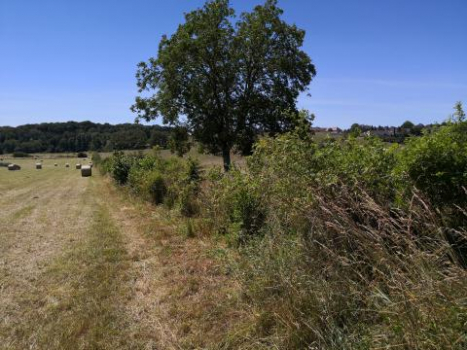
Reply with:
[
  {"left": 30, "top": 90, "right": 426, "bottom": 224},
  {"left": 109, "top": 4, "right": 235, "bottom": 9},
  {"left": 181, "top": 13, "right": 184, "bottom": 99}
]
[{"left": 219, "top": 181, "right": 467, "bottom": 349}]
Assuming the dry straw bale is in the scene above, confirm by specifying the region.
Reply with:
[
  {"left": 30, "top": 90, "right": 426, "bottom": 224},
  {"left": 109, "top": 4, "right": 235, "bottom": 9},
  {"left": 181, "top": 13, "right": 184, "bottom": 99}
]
[
  {"left": 81, "top": 165, "right": 92, "bottom": 177},
  {"left": 36, "top": 163, "right": 42, "bottom": 169},
  {"left": 76, "top": 164, "right": 82, "bottom": 169},
  {"left": 8, "top": 164, "right": 21, "bottom": 171},
  {"left": 65, "top": 163, "right": 70, "bottom": 168}
]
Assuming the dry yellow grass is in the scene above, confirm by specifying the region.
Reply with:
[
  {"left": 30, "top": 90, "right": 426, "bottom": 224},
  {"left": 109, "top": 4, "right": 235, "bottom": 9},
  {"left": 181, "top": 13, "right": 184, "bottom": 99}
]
[{"left": 0, "top": 156, "right": 240, "bottom": 349}]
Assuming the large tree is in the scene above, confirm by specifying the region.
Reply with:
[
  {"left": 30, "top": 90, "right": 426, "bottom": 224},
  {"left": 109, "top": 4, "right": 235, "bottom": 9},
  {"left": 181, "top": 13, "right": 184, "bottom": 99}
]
[{"left": 132, "top": 0, "right": 316, "bottom": 170}]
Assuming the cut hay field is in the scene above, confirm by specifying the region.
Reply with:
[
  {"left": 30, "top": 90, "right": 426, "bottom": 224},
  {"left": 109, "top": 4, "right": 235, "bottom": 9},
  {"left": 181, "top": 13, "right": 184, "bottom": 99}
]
[
  {"left": 0, "top": 156, "right": 238, "bottom": 349},
  {"left": 0, "top": 157, "right": 132, "bottom": 349}
]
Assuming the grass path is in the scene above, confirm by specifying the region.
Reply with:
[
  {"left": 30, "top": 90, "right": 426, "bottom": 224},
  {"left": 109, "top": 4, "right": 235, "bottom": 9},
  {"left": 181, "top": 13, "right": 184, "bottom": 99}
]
[
  {"left": 0, "top": 162, "right": 161, "bottom": 349},
  {"left": 0, "top": 160, "right": 239, "bottom": 349}
]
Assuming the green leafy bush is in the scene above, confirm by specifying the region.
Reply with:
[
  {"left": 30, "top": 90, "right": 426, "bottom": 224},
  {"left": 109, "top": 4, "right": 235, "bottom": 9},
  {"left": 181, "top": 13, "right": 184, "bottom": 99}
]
[
  {"left": 398, "top": 120, "right": 467, "bottom": 208},
  {"left": 146, "top": 170, "right": 167, "bottom": 204},
  {"left": 105, "top": 152, "right": 201, "bottom": 216},
  {"left": 217, "top": 131, "right": 467, "bottom": 349},
  {"left": 163, "top": 157, "right": 201, "bottom": 216},
  {"left": 100, "top": 104, "right": 467, "bottom": 349},
  {"left": 107, "top": 152, "right": 137, "bottom": 185}
]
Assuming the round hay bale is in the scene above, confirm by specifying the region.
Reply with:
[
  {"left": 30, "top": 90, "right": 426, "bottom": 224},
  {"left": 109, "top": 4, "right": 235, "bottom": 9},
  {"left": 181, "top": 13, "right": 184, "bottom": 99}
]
[
  {"left": 76, "top": 164, "right": 82, "bottom": 170},
  {"left": 36, "top": 163, "right": 42, "bottom": 169},
  {"left": 54, "top": 163, "right": 58, "bottom": 167},
  {"left": 81, "top": 165, "right": 92, "bottom": 177},
  {"left": 65, "top": 163, "right": 70, "bottom": 168},
  {"left": 8, "top": 164, "right": 21, "bottom": 171}
]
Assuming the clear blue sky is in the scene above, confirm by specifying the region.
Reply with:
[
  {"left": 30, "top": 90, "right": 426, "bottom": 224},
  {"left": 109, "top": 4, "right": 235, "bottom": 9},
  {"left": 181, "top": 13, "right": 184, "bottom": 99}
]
[{"left": 1, "top": 0, "right": 466, "bottom": 128}]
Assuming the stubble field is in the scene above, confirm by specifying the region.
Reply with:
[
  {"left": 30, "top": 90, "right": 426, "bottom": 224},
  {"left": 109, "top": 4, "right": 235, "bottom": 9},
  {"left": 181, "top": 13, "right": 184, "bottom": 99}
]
[{"left": 0, "top": 156, "right": 238, "bottom": 350}]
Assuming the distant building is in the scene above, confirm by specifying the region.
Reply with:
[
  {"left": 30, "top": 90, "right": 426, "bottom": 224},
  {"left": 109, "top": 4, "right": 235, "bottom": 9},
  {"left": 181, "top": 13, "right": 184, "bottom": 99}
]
[
  {"left": 327, "top": 127, "right": 342, "bottom": 134},
  {"left": 311, "top": 126, "right": 343, "bottom": 135},
  {"left": 371, "top": 128, "right": 395, "bottom": 137},
  {"left": 311, "top": 127, "right": 327, "bottom": 133}
]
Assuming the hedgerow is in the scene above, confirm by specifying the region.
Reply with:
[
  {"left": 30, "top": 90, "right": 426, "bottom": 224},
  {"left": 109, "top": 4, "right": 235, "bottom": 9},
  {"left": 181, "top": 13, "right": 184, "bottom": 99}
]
[{"left": 96, "top": 104, "right": 467, "bottom": 349}]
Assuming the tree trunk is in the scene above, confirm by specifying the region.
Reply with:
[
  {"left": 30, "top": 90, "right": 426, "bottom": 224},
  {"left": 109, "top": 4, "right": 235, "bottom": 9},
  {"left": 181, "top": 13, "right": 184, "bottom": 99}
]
[{"left": 222, "top": 146, "right": 231, "bottom": 172}]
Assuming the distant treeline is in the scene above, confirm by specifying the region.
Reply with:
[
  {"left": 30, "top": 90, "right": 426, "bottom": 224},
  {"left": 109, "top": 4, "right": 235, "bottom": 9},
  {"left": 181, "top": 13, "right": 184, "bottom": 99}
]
[
  {"left": 343, "top": 120, "right": 442, "bottom": 143},
  {"left": 0, "top": 121, "right": 171, "bottom": 154}
]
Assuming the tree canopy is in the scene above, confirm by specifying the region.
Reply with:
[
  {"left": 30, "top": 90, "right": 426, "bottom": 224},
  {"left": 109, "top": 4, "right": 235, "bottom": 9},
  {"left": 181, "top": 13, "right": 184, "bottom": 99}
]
[
  {"left": 132, "top": 0, "right": 316, "bottom": 170},
  {"left": 401, "top": 120, "right": 415, "bottom": 129},
  {"left": 0, "top": 121, "right": 171, "bottom": 154}
]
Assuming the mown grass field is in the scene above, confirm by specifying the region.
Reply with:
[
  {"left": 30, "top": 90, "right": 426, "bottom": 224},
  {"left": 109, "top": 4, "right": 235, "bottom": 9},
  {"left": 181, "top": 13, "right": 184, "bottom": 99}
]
[{"left": 0, "top": 156, "right": 239, "bottom": 349}]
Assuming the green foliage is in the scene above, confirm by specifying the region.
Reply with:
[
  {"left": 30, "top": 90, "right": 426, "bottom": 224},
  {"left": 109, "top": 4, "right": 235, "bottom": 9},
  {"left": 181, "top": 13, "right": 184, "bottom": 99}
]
[
  {"left": 103, "top": 102, "right": 467, "bottom": 349},
  {"left": 201, "top": 116, "right": 467, "bottom": 348},
  {"left": 453, "top": 101, "right": 465, "bottom": 122},
  {"left": 349, "top": 123, "right": 362, "bottom": 138},
  {"left": 163, "top": 157, "right": 201, "bottom": 216},
  {"left": 146, "top": 171, "right": 167, "bottom": 204},
  {"left": 398, "top": 118, "right": 467, "bottom": 208},
  {"left": 213, "top": 126, "right": 466, "bottom": 348},
  {"left": 232, "top": 183, "right": 265, "bottom": 243},
  {"left": 168, "top": 125, "right": 192, "bottom": 157},
  {"left": 0, "top": 121, "right": 171, "bottom": 154},
  {"left": 132, "top": 0, "right": 316, "bottom": 170},
  {"left": 401, "top": 120, "right": 415, "bottom": 129},
  {"left": 106, "top": 152, "right": 201, "bottom": 216},
  {"left": 202, "top": 168, "right": 265, "bottom": 242},
  {"left": 105, "top": 152, "right": 137, "bottom": 185}
]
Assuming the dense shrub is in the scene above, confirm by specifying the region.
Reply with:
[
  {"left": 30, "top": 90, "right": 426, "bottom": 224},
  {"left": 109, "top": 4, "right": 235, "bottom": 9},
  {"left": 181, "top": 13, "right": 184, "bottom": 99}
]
[
  {"left": 105, "top": 151, "right": 201, "bottom": 216},
  {"left": 398, "top": 120, "right": 467, "bottom": 208},
  {"left": 108, "top": 152, "right": 137, "bottom": 185},
  {"left": 147, "top": 171, "right": 167, "bottom": 204},
  {"left": 101, "top": 106, "right": 467, "bottom": 349},
  {"left": 201, "top": 167, "right": 265, "bottom": 242},
  {"left": 163, "top": 157, "right": 201, "bottom": 216},
  {"left": 214, "top": 131, "right": 467, "bottom": 349}
]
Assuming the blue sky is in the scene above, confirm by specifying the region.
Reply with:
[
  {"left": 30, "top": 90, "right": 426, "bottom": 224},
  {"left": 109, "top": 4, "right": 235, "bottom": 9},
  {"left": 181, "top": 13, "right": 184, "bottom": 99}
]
[{"left": 0, "top": 0, "right": 466, "bottom": 128}]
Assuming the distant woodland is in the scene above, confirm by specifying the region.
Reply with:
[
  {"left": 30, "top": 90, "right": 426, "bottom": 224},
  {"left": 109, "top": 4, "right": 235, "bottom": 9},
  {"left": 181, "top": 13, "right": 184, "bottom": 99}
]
[{"left": 0, "top": 121, "right": 171, "bottom": 154}]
